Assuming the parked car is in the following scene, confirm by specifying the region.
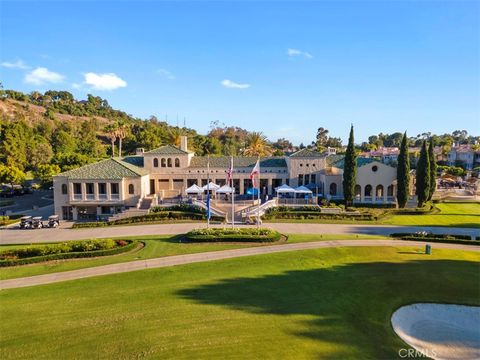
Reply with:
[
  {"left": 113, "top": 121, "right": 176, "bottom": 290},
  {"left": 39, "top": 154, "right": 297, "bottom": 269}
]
[
  {"left": 19, "top": 216, "right": 33, "bottom": 229},
  {"left": 48, "top": 215, "right": 60, "bottom": 228},
  {"left": 32, "top": 217, "right": 44, "bottom": 229}
]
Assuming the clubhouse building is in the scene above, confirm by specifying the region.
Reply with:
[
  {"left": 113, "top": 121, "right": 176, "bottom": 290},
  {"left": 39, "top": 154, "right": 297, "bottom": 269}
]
[{"left": 53, "top": 136, "right": 399, "bottom": 220}]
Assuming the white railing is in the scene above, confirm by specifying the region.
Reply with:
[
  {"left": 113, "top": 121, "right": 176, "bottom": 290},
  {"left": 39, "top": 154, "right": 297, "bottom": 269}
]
[
  {"left": 243, "top": 199, "right": 278, "bottom": 218},
  {"left": 192, "top": 200, "right": 227, "bottom": 217}
]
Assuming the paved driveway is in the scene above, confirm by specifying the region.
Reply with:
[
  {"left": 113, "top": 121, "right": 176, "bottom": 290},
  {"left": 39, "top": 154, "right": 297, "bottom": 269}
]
[
  {"left": 1, "top": 222, "right": 479, "bottom": 244},
  {"left": 1, "top": 239, "right": 478, "bottom": 290}
]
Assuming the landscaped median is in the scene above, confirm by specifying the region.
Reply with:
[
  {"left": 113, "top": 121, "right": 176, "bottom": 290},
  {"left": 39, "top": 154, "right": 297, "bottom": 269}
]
[
  {"left": 0, "top": 239, "right": 139, "bottom": 267},
  {"left": 185, "top": 228, "right": 283, "bottom": 242}
]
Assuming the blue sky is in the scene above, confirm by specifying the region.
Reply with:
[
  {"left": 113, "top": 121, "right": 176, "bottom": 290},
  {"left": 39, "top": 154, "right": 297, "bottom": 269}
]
[{"left": 1, "top": 1, "right": 479, "bottom": 145}]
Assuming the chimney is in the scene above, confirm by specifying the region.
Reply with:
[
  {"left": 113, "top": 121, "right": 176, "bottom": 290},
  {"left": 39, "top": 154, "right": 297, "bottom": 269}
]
[
  {"left": 180, "top": 136, "right": 188, "bottom": 152},
  {"left": 135, "top": 148, "right": 145, "bottom": 156}
]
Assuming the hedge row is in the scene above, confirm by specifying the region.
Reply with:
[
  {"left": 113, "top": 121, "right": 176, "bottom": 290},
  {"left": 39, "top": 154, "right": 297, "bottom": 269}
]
[
  {"left": 390, "top": 233, "right": 479, "bottom": 246},
  {"left": 390, "top": 233, "right": 472, "bottom": 240},
  {"left": 73, "top": 211, "right": 224, "bottom": 228},
  {"left": 150, "top": 204, "right": 204, "bottom": 214},
  {"left": 263, "top": 211, "right": 375, "bottom": 221},
  {"left": 0, "top": 240, "right": 138, "bottom": 267},
  {"left": 186, "top": 228, "right": 282, "bottom": 243}
]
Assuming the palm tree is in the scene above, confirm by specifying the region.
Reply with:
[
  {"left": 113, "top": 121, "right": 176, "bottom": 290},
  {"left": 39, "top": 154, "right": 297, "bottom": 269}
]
[
  {"left": 115, "top": 120, "right": 130, "bottom": 157},
  {"left": 242, "top": 132, "right": 273, "bottom": 156},
  {"left": 104, "top": 123, "right": 118, "bottom": 157},
  {"left": 167, "top": 128, "right": 184, "bottom": 147}
]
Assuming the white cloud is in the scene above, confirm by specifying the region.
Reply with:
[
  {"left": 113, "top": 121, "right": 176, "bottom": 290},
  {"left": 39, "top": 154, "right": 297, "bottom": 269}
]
[
  {"left": 24, "top": 67, "right": 64, "bottom": 85},
  {"left": 1, "top": 59, "right": 30, "bottom": 70},
  {"left": 221, "top": 79, "right": 251, "bottom": 89},
  {"left": 287, "top": 48, "right": 313, "bottom": 59},
  {"left": 71, "top": 83, "right": 82, "bottom": 89},
  {"left": 84, "top": 72, "right": 127, "bottom": 90},
  {"left": 156, "top": 68, "right": 175, "bottom": 80}
]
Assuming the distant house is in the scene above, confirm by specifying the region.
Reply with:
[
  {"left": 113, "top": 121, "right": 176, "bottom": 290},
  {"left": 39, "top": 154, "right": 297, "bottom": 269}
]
[{"left": 447, "top": 145, "right": 480, "bottom": 170}]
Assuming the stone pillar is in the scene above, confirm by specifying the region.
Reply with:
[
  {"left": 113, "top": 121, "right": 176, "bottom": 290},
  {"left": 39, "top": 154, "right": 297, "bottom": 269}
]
[
  {"left": 267, "top": 178, "right": 273, "bottom": 195},
  {"left": 383, "top": 185, "right": 387, "bottom": 203},
  {"left": 94, "top": 183, "right": 99, "bottom": 200},
  {"left": 72, "top": 207, "right": 78, "bottom": 221},
  {"left": 107, "top": 182, "right": 112, "bottom": 200},
  {"left": 169, "top": 178, "right": 174, "bottom": 190},
  {"left": 96, "top": 206, "right": 102, "bottom": 215},
  {"left": 239, "top": 177, "right": 245, "bottom": 194},
  {"left": 81, "top": 183, "right": 86, "bottom": 201}
]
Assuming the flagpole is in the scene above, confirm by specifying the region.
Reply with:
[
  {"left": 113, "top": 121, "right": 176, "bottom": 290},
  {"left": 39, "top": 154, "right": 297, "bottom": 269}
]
[
  {"left": 257, "top": 156, "right": 260, "bottom": 228},
  {"left": 231, "top": 156, "right": 234, "bottom": 229},
  {"left": 207, "top": 155, "right": 210, "bottom": 228}
]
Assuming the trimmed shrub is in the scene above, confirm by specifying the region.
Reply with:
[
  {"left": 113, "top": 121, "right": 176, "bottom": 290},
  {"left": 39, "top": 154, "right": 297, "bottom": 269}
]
[
  {"left": 186, "top": 228, "right": 283, "bottom": 243},
  {"left": 150, "top": 204, "right": 205, "bottom": 214},
  {"left": 0, "top": 239, "right": 138, "bottom": 267}
]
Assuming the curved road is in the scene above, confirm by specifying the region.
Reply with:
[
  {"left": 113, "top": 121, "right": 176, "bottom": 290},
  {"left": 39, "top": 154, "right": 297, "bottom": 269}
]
[
  {"left": 1, "top": 239, "right": 478, "bottom": 290},
  {"left": 1, "top": 222, "right": 479, "bottom": 244}
]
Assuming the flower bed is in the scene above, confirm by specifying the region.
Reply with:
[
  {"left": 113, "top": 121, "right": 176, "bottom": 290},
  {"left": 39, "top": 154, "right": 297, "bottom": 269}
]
[
  {"left": 0, "top": 239, "right": 138, "bottom": 267},
  {"left": 185, "top": 228, "right": 283, "bottom": 242}
]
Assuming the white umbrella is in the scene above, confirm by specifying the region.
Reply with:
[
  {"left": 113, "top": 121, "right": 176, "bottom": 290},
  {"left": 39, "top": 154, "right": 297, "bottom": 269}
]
[
  {"left": 294, "top": 185, "right": 313, "bottom": 194},
  {"left": 203, "top": 182, "right": 220, "bottom": 191},
  {"left": 216, "top": 185, "right": 235, "bottom": 194},
  {"left": 275, "top": 184, "right": 296, "bottom": 193},
  {"left": 186, "top": 184, "right": 203, "bottom": 194}
]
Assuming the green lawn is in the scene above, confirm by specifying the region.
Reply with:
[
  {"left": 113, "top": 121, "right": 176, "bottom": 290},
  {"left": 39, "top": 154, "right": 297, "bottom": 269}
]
[
  {"left": 0, "top": 234, "right": 387, "bottom": 280},
  {"left": 381, "top": 202, "right": 480, "bottom": 228},
  {"left": 0, "top": 246, "right": 478, "bottom": 359}
]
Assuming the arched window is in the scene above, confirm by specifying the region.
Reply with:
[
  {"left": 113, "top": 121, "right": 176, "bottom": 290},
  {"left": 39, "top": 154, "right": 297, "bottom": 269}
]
[
  {"left": 387, "top": 184, "right": 394, "bottom": 196},
  {"left": 364, "top": 185, "right": 372, "bottom": 197},
  {"left": 376, "top": 185, "right": 384, "bottom": 198},
  {"left": 354, "top": 184, "right": 361, "bottom": 198},
  {"left": 167, "top": 158, "right": 172, "bottom": 167},
  {"left": 329, "top": 183, "right": 337, "bottom": 196},
  {"left": 61, "top": 184, "right": 68, "bottom": 195},
  {"left": 153, "top": 158, "right": 159, "bottom": 167},
  {"left": 161, "top": 158, "right": 166, "bottom": 167},
  {"left": 175, "top": 158, "right": 180, "bottom": 167},
  {"left": 128, "top": 184, "right": 134, "bottom": 194}
]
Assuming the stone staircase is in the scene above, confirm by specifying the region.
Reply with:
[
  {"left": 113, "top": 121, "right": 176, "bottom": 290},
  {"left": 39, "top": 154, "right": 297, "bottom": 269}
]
[{"left": 108, "top": 196, "right": 154, "bottom": 222}]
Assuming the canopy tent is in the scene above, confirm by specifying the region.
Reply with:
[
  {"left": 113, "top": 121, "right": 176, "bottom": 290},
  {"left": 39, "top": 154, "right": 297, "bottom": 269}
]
[
  {"left": 305, "top": 183, "right": 318, "bottom": 190},
  {"left": 202, "top": 182, "right": 220, "bottom": 191},
  {"left": 185, "top": 184, "right": 203, "bottom": 194},
  {"left": 294, "top": 186, "right": 313, "bottom": 194},
  {"left": 246, "top": 187, "right": 259, "bottom": 196},
  {"left": 275, "top": 184, "right": 296, "bottom": 193},
  {"left": 216, "top": 185, "right": 235, "bottom": 194}
]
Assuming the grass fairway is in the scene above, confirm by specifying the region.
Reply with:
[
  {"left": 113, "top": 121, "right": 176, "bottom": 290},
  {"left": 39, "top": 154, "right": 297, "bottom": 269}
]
[
  {"left": 0, "top": 234, "right": 386, "bottom": 280},
  {"left": 1, "top": 246, "right": 478, "bottom": 359},
  {"left": 382, "top": 202, "right": 480, "bottom": 228}
]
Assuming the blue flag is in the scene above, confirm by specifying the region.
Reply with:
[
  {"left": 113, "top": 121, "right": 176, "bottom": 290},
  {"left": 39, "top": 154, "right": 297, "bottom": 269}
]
[{"left": 206, "top": 191, "right": 211, "bottom": 220}]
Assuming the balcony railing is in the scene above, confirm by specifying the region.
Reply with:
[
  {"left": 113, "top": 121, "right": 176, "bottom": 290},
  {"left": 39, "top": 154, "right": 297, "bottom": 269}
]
[
  {"left": 98, "top": 194, "right": 107, "bottom": 200},
  {"left": 110, "top": 194, "right": 120, "bottom": 200},
  {"left": 73, "top": 194, "right": 82, "bottom": 201},
  {"left": 86, "top": 194, "right": 95, "bottom": 200}
]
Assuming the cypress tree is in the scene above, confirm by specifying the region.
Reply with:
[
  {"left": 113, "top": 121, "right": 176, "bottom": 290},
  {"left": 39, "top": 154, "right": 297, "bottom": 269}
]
[
  {"left": 416, "top": 140, "right": 430, "bottom": 207},
  {"left": 343, "top": 125, "right": 357, "bottom": 206},
  {"left": 396, "top": 132, "right": 410, "bottom": 208},
  {"left": 428, "top": 140, "right": 437, "bottom": 201}
]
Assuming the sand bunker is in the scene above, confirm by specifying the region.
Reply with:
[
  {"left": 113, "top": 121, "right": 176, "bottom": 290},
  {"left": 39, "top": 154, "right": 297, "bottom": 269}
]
[{"left": 391, "top": 303, "right": 480, "bottom": 360}]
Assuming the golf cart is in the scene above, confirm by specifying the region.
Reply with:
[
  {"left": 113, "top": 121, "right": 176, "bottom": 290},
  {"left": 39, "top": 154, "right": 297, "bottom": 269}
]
[
  {"left": 48, "top": 215, "right": 60, "bottom": 228},
  {"left": 19, "top": 216, "right": 33, "bottom": 229},
  {"left": 32, "top": 216, "right": 44, "bottom": 229}
]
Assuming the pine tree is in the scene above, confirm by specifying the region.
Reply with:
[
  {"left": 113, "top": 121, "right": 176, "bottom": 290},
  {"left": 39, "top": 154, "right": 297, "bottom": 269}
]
[
  {"left": 396, "top": 132, "right": 410, "bottom": 208},
  {"left": 343, "top": 125, "right": 357, "bottom": 206},
  {"left": 428, "top": 140, "right": 437, "bottom": 201},
  {"left": 416, "top": 140, "right": 430, "bottom": 207}
]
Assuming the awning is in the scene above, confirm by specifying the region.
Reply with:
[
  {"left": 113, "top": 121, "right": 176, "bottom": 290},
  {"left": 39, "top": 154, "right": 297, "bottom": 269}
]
[
  {"left": 294, "top": 186, "right": 313, "bottom": 194},
  {"left": 186, "top": 184, "right": 203, "bottom": 194},
  {"left": 216, "top": 185, "right": 235, "bottom": 194},
  {"left": 275, "top": 184, "right": 296, "bottom": 193},
  {"left": 203, "top": 182, "right": 220, "bottom": 191}
]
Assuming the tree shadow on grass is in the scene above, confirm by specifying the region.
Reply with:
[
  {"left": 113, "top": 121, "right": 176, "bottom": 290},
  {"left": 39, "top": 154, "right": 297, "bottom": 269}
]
[{"left": 177, "top": 259, "right": 480, "bottom": 358}]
